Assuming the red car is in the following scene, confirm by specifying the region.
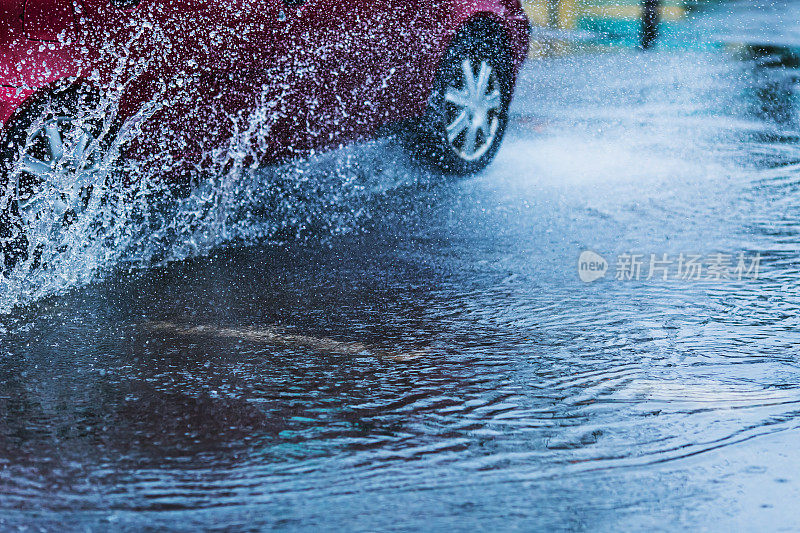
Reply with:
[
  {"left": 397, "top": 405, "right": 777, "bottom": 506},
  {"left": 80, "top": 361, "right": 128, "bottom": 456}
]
[{"left": 0, "top": 0, "right": 529, "bottom": 269}]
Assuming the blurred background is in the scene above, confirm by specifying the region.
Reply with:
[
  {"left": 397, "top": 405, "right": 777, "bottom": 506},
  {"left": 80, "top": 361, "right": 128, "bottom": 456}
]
[{"left": 523, "top": 0, "right": 759, "bottom": 52}]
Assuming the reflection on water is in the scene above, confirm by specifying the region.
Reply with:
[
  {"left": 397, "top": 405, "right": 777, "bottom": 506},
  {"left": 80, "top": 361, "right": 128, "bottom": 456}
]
[{"left": 5, "top": 8, "right": 800, "bottom": 531}]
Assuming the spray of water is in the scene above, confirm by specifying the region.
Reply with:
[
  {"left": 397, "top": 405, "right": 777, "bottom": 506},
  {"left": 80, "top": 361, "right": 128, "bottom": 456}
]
[
  {"left": 0, "top": 81, "right": 429, "bottom": 314},
  {"left": 0, "top": 8, "right": 448, "bottom": 313}
]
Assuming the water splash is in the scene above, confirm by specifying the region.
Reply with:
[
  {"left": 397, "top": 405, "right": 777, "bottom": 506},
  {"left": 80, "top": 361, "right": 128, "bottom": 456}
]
[{"left": 0, "top": 82, "right": 428, "bottom": 314}]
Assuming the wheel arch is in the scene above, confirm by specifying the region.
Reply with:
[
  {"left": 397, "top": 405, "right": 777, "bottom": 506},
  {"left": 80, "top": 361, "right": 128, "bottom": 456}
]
[
  {"left": 453, "top": 15, "right": 515, "bottom": 75},
  {"left": 412, "top": 9, "right": 522, "bottom": 123},
  {"left": 1, "top": 77, "right": 104, "bottom": 139}
]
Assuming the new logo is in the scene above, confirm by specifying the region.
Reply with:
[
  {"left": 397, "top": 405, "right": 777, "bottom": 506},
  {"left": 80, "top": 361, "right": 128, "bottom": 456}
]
[{"left": 578, "top": 251, "right": 608, "bottom": 283}]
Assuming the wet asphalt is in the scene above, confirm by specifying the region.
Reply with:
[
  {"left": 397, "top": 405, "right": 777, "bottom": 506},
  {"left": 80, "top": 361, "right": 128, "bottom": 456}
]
[{"left": 4, "top": 1, "right": 800, "bottom": 530}]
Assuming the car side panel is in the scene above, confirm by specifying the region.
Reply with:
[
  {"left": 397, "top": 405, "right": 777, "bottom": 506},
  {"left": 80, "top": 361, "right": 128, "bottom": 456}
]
[
  {"left": 0, "top": 0, "right": 24, "bottom": 88},
  {"left": 265, "top": 0, "right": 422, "bottom": 157},
  {"left": 2, "top": 0, "right": 529, "bottom": 170},
  {"left": 23, "top": 0, "right": 76, "bottom": 41}
]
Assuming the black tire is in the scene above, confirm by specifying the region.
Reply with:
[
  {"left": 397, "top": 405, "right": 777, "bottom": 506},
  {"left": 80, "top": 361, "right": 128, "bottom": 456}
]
[
  {"left": 407, "top": 21, "right": 513, "bottom": 176},
  {"left": 0, "top": 87, "right": 105, "bottom": 274}
]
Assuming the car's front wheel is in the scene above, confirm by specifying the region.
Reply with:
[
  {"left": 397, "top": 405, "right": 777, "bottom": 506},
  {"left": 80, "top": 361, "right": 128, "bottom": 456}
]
[{"left": 408, "top": 22, "right": 513, "bottom": 175}]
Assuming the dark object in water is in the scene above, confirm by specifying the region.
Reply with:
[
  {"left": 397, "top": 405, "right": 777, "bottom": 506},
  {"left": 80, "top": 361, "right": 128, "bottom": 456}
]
[{"left": 642, "top": 0, "right": 660, "bottom": 49}]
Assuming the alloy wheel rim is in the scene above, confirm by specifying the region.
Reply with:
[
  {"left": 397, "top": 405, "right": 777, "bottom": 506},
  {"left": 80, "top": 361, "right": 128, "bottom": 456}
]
[
  {"left": 443, "top": 58, "right": 502, "bottom": 162},
  {"left": 13, "top": 116, "right": 102, "bottom": 232}
]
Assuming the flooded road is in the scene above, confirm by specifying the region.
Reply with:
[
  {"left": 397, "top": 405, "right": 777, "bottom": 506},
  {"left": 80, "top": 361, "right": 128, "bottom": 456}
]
[{"left": 4, "top": 2, "right": 800, "bottom": 530}]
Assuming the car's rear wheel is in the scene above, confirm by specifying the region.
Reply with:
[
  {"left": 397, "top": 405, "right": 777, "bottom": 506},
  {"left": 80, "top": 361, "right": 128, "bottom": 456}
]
[
  {"left": 408, "top": 22, "right": 512, "bottom": 175},
  {"left": 0, "top": 89, "right": 110, "bottom": 274}
]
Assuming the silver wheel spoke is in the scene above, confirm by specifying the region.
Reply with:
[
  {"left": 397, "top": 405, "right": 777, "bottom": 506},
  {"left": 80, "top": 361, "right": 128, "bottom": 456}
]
[
  {"left": 447, "top": 110, "right": 470, "bottom": 143},
  {"left": 484, "top": 89, "right": 501, "bottom": 111},
  {"left": 476, "top": 117, "right": 490, "bottom": 137},
  {"left": 445, "top": 87, "right": 470, "bottom": 108},
  {"left": 44, "top": 122, "right": 64, "bottom": 161},
  {"left": 52, "top": 196, "right": 70, "bottom": 217},
  {"left": 74, "top": 130, "right": 92, "bottom": 162},
  {"left": 483, "top": 117, "right": 499, "bottom": 139},
  {"left": 461, "top": 59, "right": 477, "bottom": 97},
  {"left": 463, "top": 123, "right": 479, "bottom": 155},
  {"left": 20, "top": 156, "right": 53, "bottom": 179},
  {"left": 476, "top": 61, "right": 491, "bottom": 96}
]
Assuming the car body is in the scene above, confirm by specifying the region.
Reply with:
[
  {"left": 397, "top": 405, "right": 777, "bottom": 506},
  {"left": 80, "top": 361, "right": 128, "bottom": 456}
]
[
  {"left": 1, "top": 0, "right": 529, "bottom": 172},
  {"left": 0, "top": 0, "right": 529, "bottom": 273}
]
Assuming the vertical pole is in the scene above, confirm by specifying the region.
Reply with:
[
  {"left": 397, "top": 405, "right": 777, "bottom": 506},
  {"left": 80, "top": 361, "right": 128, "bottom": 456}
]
[
  {"left": 641, "top": 0, "right": 660, "bottom": 49},
  {"left": 547, "top": 0, "right": 561, "bottom": 29}
]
